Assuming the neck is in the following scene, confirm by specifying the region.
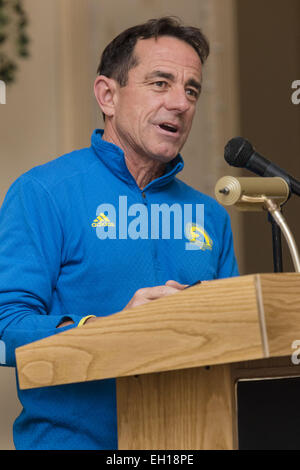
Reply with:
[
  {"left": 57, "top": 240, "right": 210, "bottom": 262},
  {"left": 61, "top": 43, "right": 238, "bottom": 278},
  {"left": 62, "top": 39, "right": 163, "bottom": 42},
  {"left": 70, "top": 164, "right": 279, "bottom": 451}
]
[
  {"left": 102, "top": 126, "right": 166, "bottom": 190},
  {"left": 124, "top": 153, "right": 166, "bottom": 190}
]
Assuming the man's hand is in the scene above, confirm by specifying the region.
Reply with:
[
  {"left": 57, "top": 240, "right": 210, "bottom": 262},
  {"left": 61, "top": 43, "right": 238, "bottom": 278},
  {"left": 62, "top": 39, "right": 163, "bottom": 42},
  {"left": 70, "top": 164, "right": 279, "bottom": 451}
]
[
  {"left": 57, "top": 281, "right": 187, "bottom": 327},
  {"left": 123, "top": 280, "right": 188, "bottom": 310}
]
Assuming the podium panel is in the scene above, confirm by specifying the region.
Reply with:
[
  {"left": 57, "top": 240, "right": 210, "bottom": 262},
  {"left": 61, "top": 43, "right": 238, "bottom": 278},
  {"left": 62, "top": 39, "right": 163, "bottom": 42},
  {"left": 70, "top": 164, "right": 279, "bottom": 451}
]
[
  {"left": 117, "top": 365, "right": 236, "bottom": 450},
  {"left": 237, "top": 376, "right": 300, "bottom": 449},
  {"left": 233, "top": 356, "right": 300, "bottom": 450}
]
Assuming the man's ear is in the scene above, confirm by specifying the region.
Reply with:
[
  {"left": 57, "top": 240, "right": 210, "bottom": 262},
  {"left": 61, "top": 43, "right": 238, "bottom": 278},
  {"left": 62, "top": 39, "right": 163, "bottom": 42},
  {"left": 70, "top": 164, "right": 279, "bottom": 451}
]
[{"left": 94, "top": 75, "right": 117, "bottom": 118}]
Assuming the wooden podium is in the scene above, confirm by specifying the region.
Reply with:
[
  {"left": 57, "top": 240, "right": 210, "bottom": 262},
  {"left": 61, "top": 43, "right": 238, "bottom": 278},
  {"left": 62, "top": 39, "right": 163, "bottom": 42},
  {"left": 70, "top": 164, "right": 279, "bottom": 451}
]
[{"left": 15, "top": 273, "right": 300, "bottom": 449}]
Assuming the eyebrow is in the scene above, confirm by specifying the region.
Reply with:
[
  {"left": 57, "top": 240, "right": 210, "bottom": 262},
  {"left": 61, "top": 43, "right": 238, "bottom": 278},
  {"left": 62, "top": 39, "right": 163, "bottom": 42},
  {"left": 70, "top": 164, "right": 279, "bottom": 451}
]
[
  {"left": 145, "top": 70, "right": 202, "bottom": 92},
  {"left": 186, "top": 78, "right": 202, "bottom": 93},
  {"left": 145, "top": 70, "right": 175, "bottom": 82}
]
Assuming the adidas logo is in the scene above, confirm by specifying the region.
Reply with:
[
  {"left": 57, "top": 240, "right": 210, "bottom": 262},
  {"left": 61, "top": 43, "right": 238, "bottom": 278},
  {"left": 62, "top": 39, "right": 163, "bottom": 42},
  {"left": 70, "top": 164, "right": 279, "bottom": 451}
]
[{"left": 91, "top": 213, "right": 115, "bottom": 228}]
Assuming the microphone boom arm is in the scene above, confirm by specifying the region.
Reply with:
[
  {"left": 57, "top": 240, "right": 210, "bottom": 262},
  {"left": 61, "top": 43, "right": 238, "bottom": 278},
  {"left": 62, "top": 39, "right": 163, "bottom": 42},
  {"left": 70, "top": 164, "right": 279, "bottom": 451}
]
[
  {"left": 262, "top": 197, "right": 300, "bottom": 273},
  {"left": 240, "top": 194, "right": 300, "bottom": 272}
]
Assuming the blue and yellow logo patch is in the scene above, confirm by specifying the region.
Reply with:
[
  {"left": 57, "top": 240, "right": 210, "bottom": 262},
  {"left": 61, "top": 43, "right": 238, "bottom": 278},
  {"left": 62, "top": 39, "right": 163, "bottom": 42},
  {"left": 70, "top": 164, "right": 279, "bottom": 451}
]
[{"left": 185, "top": 223, "right": 213, "bottom": 251}]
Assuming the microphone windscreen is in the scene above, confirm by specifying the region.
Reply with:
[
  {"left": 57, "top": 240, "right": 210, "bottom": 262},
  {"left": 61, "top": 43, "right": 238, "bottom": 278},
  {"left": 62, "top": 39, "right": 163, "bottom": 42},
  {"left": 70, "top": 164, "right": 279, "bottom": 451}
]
[{"left": 224, "top": 137, "right": 253, "bottom": 167}]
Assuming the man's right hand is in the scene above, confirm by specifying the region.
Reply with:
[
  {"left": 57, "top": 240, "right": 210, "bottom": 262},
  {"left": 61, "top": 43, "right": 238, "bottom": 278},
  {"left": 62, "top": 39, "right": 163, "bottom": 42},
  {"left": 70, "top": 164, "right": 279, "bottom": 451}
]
[
  {"left": 122, "top": 280, "right": 188, "bottom": 310},
  {"left": 83, "top": 280, "right": 188, "bottom": 325}
]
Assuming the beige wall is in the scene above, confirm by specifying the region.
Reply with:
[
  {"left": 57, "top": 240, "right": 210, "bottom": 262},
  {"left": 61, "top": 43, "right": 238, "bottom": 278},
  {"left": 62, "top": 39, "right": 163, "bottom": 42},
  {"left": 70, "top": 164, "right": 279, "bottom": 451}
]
[
  {"left": 0, "top": 0, "right": 241, "bottom": 449},
  {"left": 0, "top": 0, "right": 63, "bottom": 449}
]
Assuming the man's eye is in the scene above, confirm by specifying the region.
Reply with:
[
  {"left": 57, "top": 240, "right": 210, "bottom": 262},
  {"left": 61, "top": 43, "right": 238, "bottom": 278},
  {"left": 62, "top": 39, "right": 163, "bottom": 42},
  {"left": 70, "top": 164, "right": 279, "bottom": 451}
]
[
  {"left": 186, "top": 88, "right": 199, "bottom": 99},
  {"left": 154, "top": 81, "right": 168, "bottom": 88}
]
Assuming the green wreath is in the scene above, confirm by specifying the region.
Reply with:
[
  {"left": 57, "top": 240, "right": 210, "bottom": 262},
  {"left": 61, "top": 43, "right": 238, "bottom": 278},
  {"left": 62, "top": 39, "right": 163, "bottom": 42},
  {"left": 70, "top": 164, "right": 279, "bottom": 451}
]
[{"left": 0, "top": 0, "right": 30, "bottom": 84}]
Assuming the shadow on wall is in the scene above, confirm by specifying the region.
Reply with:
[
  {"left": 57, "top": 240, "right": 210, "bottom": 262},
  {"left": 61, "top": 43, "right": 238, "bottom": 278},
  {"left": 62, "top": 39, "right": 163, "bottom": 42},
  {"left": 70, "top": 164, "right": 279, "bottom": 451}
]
[{"left": 236, "top": 0, "right": 300, "bottom": 275}]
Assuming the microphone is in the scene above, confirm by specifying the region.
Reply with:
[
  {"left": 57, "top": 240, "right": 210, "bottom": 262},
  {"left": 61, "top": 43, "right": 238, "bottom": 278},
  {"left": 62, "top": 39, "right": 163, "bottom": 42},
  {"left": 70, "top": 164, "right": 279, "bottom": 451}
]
[{"left": 224, "top": 137, "right": 300, "bottom": 197}]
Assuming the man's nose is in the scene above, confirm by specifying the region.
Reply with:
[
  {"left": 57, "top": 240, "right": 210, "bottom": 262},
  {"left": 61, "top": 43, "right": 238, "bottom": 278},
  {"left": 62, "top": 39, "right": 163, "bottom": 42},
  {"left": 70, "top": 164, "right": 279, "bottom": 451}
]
[{"left": 164, "top": 87, "right": 190, "bottom": 113}]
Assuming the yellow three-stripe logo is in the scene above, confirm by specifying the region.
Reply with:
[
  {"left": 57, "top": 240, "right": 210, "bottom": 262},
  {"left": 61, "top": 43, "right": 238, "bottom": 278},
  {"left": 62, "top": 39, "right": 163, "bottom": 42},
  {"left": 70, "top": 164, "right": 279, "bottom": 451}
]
[{"left": 91, "top": 213, "right": 115, "bottom": 227}]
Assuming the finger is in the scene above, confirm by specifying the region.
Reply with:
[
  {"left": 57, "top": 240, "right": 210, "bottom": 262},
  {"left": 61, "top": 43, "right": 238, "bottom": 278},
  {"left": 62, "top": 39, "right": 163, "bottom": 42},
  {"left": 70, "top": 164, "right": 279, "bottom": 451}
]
[
  {"left": 144, "top": 285, "right": 182, "bottom": 300},
  {"left": 165, "top": 280, "right": 189, "bottom": 289}
]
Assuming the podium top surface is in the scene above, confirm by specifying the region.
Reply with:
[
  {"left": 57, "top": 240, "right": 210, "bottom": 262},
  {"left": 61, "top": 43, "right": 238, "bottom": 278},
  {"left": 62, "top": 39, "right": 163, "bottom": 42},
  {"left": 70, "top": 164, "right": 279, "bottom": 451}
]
[{"left": 15, "top": 273, "right": 300, "bottom": 389}]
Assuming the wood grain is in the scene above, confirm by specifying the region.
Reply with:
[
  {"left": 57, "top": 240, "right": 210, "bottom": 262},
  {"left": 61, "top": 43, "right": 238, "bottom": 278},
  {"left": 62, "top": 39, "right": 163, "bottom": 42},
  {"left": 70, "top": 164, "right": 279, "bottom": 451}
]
[
  {"left": 16, "top": 275, "right": 264, "bottom": 390},
  {"left": 259, "top": 273, "right": 300, "bottom": 357},
  {"left": 117, "top": 364, "right": 235, "bottom": 450}
]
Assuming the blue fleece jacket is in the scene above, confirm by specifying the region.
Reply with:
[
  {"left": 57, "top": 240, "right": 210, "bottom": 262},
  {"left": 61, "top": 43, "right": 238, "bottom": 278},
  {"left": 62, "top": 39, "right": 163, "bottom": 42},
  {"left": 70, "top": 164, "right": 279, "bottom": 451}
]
[{"left": 0, "top": 129, "right": 239, "bottom": 449}]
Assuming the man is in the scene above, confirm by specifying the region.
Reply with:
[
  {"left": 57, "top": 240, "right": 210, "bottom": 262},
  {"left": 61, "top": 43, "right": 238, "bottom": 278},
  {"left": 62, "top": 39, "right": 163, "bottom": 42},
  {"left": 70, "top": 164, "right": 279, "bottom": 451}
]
[{"left": 0, "top": 17, "right": 238, "bottom": 449}]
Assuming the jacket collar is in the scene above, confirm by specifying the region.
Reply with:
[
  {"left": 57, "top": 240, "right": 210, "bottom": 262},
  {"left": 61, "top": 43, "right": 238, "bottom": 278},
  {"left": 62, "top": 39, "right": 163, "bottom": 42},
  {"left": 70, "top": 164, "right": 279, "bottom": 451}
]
[{"left": 91, "top": 129, "right": 184, "bottom": 191}]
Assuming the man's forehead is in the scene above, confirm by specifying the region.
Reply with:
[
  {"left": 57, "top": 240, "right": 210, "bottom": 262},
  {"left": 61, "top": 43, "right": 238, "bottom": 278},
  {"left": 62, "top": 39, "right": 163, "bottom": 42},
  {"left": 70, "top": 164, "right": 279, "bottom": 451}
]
[{"left": 133, "top": 36, "right": 202, "bottom": 75}]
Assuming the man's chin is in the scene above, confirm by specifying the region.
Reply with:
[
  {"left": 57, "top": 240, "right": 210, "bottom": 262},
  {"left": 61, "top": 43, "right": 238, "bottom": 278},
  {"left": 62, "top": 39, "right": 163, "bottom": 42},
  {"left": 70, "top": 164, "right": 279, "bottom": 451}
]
[{"left": 149, "top": 146, "right": 181, "bottom": 163}]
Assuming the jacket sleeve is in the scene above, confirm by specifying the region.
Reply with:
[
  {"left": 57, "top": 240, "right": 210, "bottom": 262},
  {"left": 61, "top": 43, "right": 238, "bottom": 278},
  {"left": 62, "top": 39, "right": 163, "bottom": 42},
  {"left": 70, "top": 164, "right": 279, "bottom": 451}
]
[
  {"left": 0, "top": 174, "right": 84, "bottom": 367},
  {"left": 217, "top": 210, "right": 240, "bottom": 279}
]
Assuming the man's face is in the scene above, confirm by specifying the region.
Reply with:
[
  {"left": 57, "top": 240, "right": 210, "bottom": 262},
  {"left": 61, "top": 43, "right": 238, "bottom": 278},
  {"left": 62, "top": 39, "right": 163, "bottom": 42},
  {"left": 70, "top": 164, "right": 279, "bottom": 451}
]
[{"left": 110, "top": 36, "right": 203, "bottom": 163}]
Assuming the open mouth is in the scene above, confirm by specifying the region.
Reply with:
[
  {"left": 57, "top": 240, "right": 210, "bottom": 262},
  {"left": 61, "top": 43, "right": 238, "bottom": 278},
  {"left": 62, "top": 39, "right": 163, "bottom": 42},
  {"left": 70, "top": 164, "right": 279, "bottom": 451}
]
[{"left": 157, "top": 123, "right": 178, "bottom": 134}]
